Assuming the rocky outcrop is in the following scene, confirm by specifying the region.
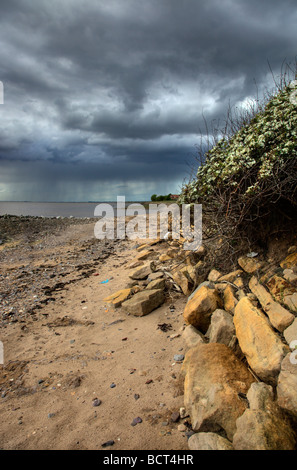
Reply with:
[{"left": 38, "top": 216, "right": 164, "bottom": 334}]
[
  {"left": 233, "top": 297, "right": 289, "bottom": 383},
  {"left": 182, "top": 343, "right": 255, "bottom": 440}
]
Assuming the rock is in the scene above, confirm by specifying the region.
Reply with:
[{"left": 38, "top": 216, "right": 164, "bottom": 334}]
[
  {"left": 136, "top": 249, "right": 154, "bottom": 260},
  {"left": 266, "top": 275, "right": 295, "bottom": 302},
  {"left": 249, "top": 276, "right": 294, "bottom": 332},
  {"left": 238, "top": 256, "right": 263, "bottom": 274},
  {"left": 181, "top": 343, "right": 254, "bottom": 440},
  {"left": 92, "top": 398, "right": 102, "bottom": 407},
  {"left": 223, "top": 285, "right": 238, "bottom": 313},
  {"left": 283, "top": 318, "right": 297, "bottom": 345},
  {"left": 188, "top": 281, "right": 213, "bottom": 300},
  {"left": 233, "top": 382, "right": 296, "bottom": 450},
  {"left": 146, "top": 278, "right": 165, "bottom": 291},
  {"left": 170, "top": 411, "right": 180, "bottom": 422},
  {"left": 188, "top": 432, "right": 233, "bottom": 451},
  {"left": 234, "top": 297, "right": 289, "bottom": 383},
  {"left": 166, "top": 248, "right": 179, "bottom": 258},
  {"left": 280, "top": 252, "right": 297, "bottom": 269},
  {"left": 217, "top": 270, "right": 243, "bottom": 283},
  {"left": 283, "top": 293, "right": 297, "bottom": 313},
  {"left": 103, "top": 288, "right": 133, "bottom": 308},
  {"left": 206, "top": 309, "right": 235, "bottom": 346},
  {"left": 129, "top": 262, "right": 154, "bottom": 280},
  {"left": 159, "top": 253, "right": 172, "bottom": 262},
  {"left": 178, "top": 424, "right": 187, "bottom": 432},
  {"left": 127, "top": 260, "right": 144, "bottom": 269},
  {"left": 179, "top": 407, "right": 189, "bottom": 419},
  {"left": 288, "top": 246, "right": 297, "bottom": 254},
  {"left": 182, "top": 324, "right": 205, "bottom": 349},
  {"left": 131, "top": 417, "right": 142, "bottom": 426},
  {"left": 171, "top": 264, "right": 200, "bottom": 296},
  {"left": 277, "top": 353, "right": 297, "bottom": 417},
  {"left": 147, "top": 271, "right": 164, "bottom": 281},
  {"left": 208, "top": 269, "right": 222, "bottom": 282},
  {"left": 121, "top": 289, "right": 165, "bottom": 316},
  {"left": 283, "top": 269, "right": 297, "bottom": 283},
  {"left": 173, "top": 354, "right": 184, "bottom": 362},
  {"left": 183, "top": 286, "right": 222, "bottom": 334},
  {"left": 101, "top": 440, "right": 115, "bottom": 448}
]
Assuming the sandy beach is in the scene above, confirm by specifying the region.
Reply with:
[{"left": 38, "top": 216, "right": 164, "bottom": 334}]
[{"left": 0, "top": 216, "right": 189, "bottom": 450}]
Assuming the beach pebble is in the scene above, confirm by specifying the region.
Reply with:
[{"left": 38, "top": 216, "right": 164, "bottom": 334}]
[
  {"left": 173, "top": 354, "right": 184, "bottom": 362},
  {"left": 92, "top": 398, "right": 101, "bottom": 407},
  {"left": 101, "top": 440, "right": 115, "bottom": 448},
  {"left": 110, "top": 383, "right": 116, "bottom": 388},
  {"left": 131, "top": 417, "right": 142, "bottom": 426},
  {"left": 171, "top": 411, "right": 180, "bottom": 423}
]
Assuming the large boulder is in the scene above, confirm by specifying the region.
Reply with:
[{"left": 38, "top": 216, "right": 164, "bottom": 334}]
[
  {"left": 249, "top": 276, "right": 294, "bottom": 332},
  {"left": 234, "top": 297, "right": 289, "bottom": 384},
  {"left": 183, "top": 286, "right": 222, "bottom": 334},
  {"left": 233, "top": 382, "right": 296, "bottom": 450},
  {"left": 277, "top": 353, "right": 297, "bottom": 418},
  {"left": 121, "top": 289, "right": 164, "bottom": 316},
  {"left": 181, "top": 343, "right": 255, "bottom": 440}
]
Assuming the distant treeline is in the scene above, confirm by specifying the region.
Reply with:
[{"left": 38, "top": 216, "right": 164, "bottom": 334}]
[{"left": 150, "top": 193, "right": 172, "bottom": 201}]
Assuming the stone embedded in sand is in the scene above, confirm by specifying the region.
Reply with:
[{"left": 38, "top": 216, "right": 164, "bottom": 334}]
[
  {"left": 181, "top": 343, "right": 254, "bottom": 440},
  {"left": 129, "top": 261, "right": 154, "bottom": 280},
  {"left": 183, "top": 286, "right": 222, "bottom": 333},
  {"left": 188, "top": 432, "right": 233, "bottom": 451},
  {"left": 249, "top": 276, "right": 294, "bottom": 332},
  {"left": 233, "top": 382, "right": 296, "bottom": 450},
  {"left": 238, "top": 256, "right": 263, "bottom": 274},
  {"left": 277, "top": 353, "right": 297, "bottom": 417},
  {"left": 121, "top": 289, "right": 165, "bottom": 316},
  {"left": 234, "top": 297, "right": 289, "bottom": 383},
  {"left": 280, "top": 252, "right": 297, "bottom": 269},
  {"left": 103, "top": 288, "right": 133, "bottom": 308}
]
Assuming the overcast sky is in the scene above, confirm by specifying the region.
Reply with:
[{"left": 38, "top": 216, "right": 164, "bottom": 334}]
[{"left": 0, "top": 0, "right": 296, "bottom": 202}]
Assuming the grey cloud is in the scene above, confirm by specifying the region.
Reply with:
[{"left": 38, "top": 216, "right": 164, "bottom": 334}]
[{"left": 0, "top": 0, "right": 296, "bottom": 201}]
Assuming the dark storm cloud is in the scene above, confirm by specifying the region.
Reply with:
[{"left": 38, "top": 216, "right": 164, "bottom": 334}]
[{"left": 0, "top": 0, "right": 296, "bottom": 200}]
